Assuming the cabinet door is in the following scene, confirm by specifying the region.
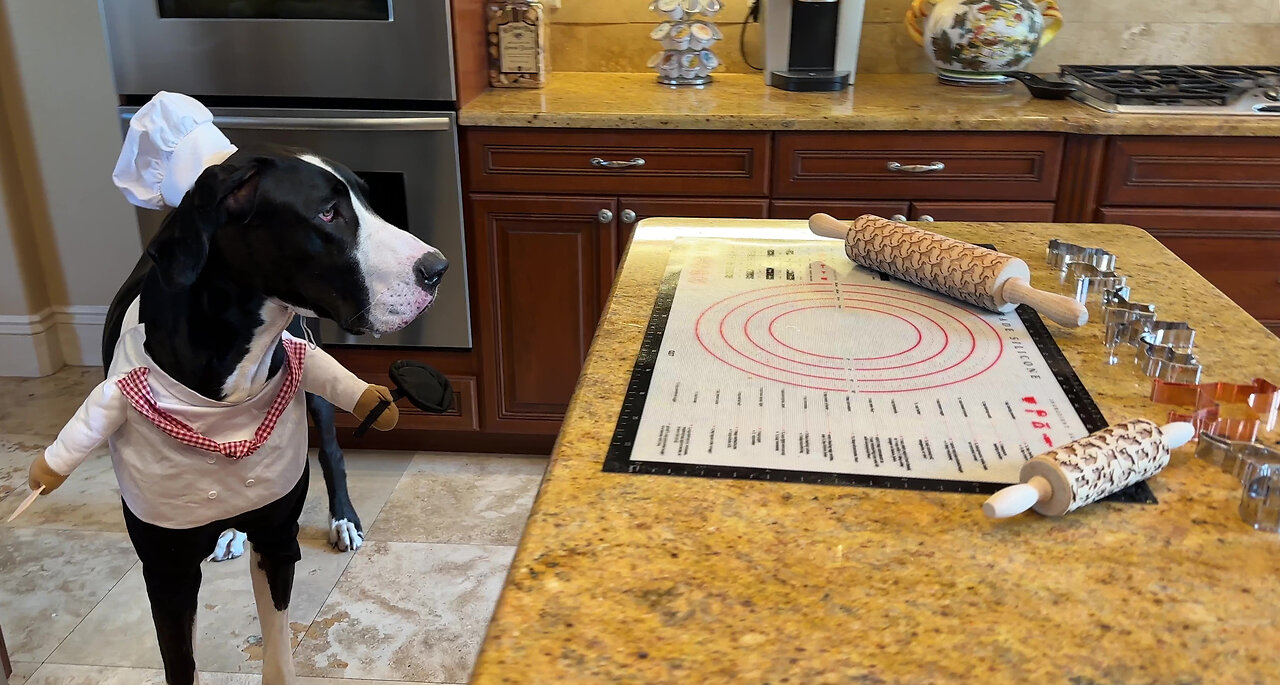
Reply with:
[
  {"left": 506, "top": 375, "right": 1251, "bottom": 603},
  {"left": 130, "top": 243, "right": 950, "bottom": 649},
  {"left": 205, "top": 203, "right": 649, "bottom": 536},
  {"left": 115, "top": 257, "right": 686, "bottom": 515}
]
[
  {"left": 910, "top": 201, "right": 1056, "bottom": 222},
  {"left": 617, "top": 197, "right": 770, "bottom": 261},
  {"left": 472, "top": 194, "right": 618, "bottom": 431},
  {"left": 770, "top": 200, "right": 910, "bottom": 221},
  {"left": 1098, "top": 207, "right": 1280, "bottom": 336}
]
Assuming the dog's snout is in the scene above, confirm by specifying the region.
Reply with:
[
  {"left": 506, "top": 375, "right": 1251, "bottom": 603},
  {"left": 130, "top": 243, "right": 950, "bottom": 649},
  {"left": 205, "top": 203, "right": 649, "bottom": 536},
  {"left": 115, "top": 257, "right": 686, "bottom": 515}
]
[{"left": 414, "top": 253, "right": 448, "bottom": 290}]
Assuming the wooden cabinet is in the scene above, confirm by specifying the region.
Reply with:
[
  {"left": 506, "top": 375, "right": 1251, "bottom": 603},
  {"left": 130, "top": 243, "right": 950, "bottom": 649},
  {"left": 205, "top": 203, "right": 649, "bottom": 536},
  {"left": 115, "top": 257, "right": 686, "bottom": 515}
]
[
  {"left": 770, "top": 200, "right": 1054, "bottom": 223},
  {"left": 471, "top": 194, "right": 618, "bottom": 433},
  {"left": 470, "top": 193, "right": 770, "bottom": 431},
  {"left": 1098, "top": 207, "right": 1280, "bottom": 336},
  {"left": 1100, "top": 137, "right": 1280, "bottom": 209},
  {"left": 909, "top": 201, "right": 1056, "bottom": 222},
  {"left": 1092, "top": 137, "right": 1280, "bottom": 337},
  {"left": 456, "top": 126, "right": 1279, "bottom": 448},
  {"left": 771, "top": 200, "right": 911, "bottom": 220},
  {"left": 466, "top": 128, "right": 771, "bottom": 196},
  {"left": 773, "top": 131, "right": 1064, "bottom": 201}
]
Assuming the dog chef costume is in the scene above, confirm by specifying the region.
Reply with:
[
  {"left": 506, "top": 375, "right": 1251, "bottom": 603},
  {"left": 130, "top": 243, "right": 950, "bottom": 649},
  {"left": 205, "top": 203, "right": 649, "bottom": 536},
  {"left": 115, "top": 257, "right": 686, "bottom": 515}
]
[{"left": 27, "top": 92, "right": 397, "bottom": 531}]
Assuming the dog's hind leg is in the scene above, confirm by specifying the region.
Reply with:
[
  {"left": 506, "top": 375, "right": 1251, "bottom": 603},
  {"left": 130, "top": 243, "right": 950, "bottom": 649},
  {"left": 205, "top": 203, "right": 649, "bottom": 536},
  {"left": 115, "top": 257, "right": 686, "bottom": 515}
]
[
  {"left": 124, "top": 504, "right": 212, "bottom": 685},
  {"left": 141, "top": 562, "right": 203, "bottom": 685},
  {"left": 250, "top": 546, "right": 298, "bottom": 685},
  {"left": 307, "top": 392, "right": 364, "bottom": 551}
]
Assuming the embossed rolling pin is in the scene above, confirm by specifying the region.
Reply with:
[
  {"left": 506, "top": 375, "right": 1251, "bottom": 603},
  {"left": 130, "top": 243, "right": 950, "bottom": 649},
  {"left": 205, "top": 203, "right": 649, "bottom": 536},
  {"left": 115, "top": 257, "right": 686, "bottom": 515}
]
[
  {"left": 982, "top": 419, "right": 1195, "bottom": 518},
  {"left": 808, "top": 213, "right": 1088, "bottom": 327}
]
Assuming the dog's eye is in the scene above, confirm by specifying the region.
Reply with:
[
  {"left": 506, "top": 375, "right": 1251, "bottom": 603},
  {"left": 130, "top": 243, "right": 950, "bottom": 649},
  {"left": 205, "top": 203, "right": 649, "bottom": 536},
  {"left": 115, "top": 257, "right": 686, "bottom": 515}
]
[{"left": 319, "top": 204, "right": 337, "bottom": 223}]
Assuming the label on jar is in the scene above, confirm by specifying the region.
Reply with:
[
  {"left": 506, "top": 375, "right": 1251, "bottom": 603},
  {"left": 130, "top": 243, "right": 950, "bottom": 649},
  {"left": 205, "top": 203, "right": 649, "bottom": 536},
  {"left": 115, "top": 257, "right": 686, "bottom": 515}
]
[{"left": 499, "top": 21, "right": 537, "bottom": 74}]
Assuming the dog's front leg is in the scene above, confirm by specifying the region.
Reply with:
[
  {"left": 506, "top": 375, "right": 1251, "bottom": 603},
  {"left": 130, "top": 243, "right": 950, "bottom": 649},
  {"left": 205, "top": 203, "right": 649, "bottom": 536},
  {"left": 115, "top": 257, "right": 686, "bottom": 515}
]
[
  {"left": 307, "top": 392, "right": 363, "bottom": 551},
  {"left": 249, "top": 547, "right": 298, "bottom": 685}
]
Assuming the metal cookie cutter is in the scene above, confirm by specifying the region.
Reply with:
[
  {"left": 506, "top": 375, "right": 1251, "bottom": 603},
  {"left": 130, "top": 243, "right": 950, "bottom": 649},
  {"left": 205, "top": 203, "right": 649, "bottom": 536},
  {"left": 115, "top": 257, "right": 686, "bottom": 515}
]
[
  {"left": 1140, "top": 343, "right": 1202, "bottom": 384},
  {"left": 1101, "top": 288, "right": 1156, "bottom": 364},
  {"left": 1047, "top": 239, "right": 1117, "bottom": 272},
  {"left": 1151, "top": 377, "right": 1280, "bottom": 441},
  {"left": 1136, "top": 322, "right": 1201, "bottom": 383},
  {"left": 1112, "top": 318, "right": 1192, "bottom": 353},
  {"left": 1068, "top": 263, "right": 1128, "bottom": 304},
  {"left": 1195, "top": 433, "right": 1280, "bottom": 532}
]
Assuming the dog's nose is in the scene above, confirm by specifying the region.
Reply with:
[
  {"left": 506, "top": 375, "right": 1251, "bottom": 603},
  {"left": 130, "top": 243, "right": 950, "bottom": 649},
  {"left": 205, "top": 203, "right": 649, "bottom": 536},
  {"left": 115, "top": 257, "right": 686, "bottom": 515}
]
[{"left": 414, "top": 252, "right": 449, "bottom": 289}]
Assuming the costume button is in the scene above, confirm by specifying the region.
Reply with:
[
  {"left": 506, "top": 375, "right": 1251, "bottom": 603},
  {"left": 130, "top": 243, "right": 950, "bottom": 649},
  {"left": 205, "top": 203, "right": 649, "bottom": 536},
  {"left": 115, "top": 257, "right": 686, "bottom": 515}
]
[
  {"left": 245, "top": 479, "right": 256, "bottom": 487},
  {"left": 207, "top": 491, "right": 217, "bottom": 499},
  {"left": 207, "top": 457, "right": 217, "bottom": 464}
]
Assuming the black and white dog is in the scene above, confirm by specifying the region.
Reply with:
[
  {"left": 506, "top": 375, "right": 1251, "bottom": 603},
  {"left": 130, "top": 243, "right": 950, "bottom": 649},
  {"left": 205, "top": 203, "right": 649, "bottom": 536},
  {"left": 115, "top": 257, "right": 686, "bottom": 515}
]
[
  {"left": 107, "top": 229, "right": 369, "bottom": 560},
  {"left": 98, "top": 150, "right": 445, "bottom": 684}
]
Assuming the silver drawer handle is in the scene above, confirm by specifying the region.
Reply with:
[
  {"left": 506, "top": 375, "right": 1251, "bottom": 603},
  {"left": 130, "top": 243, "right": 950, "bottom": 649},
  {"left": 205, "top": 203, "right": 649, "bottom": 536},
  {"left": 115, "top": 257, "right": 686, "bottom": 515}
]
[
  {"left": 890, "top": 214, "right": 907, "bottom": 222},
  {"left": 597, "top": 209, "right": 614, "bottom": 223},
  {"left": 920, "top": 215, "right": 935, "bottom": 222},
  {"left": 887, "top": 161, "right": 945, "bottom": 173},
  {"left": 590, "top": 157, "right": 646, "bottom": 169},
  {"left": 620, "top": 209, "right": 638, "bottom": 224}
]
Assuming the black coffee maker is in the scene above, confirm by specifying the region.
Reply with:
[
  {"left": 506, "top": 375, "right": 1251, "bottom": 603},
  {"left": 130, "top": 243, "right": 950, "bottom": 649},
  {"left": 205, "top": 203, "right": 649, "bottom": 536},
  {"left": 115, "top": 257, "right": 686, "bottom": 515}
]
[{"left": 762, "top": 0, "right": 865, "bottom": 92}]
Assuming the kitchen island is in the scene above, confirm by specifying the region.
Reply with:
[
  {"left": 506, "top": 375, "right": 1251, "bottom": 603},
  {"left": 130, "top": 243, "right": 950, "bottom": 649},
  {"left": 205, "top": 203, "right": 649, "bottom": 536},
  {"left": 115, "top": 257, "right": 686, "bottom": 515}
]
[{"left": 470, "top": 218, "right": 1280, "bottom": 684}]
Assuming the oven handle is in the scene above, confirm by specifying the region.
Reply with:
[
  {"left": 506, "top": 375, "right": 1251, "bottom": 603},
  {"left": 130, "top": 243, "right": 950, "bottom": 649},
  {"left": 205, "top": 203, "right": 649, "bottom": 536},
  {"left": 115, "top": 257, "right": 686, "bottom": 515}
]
[{"left": 210, "top": 116, "right": 453, "bottom": 131}]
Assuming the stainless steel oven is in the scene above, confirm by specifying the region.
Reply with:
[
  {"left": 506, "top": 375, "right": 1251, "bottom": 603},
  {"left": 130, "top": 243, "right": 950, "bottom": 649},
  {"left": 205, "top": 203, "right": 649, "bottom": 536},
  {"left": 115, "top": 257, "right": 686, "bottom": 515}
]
[
  {"left": 119, "top": 107, "right": 472, "bottom": 349},
  {"left": 101, "top": 0, "right": 455, "bottom": 101}
]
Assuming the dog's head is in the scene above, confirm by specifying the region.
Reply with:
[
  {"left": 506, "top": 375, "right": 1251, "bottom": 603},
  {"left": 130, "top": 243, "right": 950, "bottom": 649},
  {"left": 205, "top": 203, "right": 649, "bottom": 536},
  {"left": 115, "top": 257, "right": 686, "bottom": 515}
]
[{"left": 146, "top": 154, "right": 446, "bottom": 335}]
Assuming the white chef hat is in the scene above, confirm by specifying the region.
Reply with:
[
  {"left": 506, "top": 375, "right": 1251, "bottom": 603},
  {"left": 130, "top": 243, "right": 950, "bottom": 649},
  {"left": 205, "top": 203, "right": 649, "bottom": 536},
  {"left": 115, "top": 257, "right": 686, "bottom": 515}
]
[{"left": 111, "top": 91, "right": 238, "bottom": 209}]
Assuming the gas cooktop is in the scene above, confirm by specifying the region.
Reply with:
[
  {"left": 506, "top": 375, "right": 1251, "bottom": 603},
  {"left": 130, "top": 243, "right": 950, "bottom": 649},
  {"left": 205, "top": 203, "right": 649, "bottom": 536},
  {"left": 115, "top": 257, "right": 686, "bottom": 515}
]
[{"left": 1060, "top": 65, "right": 1280, "bottom": 115}]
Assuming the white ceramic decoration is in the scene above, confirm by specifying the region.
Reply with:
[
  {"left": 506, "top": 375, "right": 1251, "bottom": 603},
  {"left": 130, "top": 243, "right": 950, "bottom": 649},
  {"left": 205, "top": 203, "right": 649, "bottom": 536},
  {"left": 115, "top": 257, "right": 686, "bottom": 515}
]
[{"left": 906, "top": 0, "right": 1063, "bottom": 85}]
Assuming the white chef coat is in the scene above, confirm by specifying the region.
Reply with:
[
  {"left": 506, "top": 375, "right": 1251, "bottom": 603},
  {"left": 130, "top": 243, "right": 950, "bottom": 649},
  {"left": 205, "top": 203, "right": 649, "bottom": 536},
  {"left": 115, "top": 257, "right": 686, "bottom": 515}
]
[{"left": 43, "top": 299, "right": 367, "bottom": 529}]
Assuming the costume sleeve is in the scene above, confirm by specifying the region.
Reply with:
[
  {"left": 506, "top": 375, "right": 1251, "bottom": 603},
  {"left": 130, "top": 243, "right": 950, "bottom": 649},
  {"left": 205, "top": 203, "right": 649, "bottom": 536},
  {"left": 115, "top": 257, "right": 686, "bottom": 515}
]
[
  {"left": 295, "top": 338, "right": 369, "bottom": 414},
  {"left": 43, "top": 376, "right": 130, "bottom": 476}
]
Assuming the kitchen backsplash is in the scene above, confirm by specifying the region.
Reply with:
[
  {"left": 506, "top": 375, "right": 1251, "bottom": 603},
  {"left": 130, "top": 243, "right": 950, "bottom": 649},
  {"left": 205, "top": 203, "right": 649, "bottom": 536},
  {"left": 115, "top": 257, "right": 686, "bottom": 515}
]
[{"left": 547, "top": 0, "right": 1280, "bottom": 74}]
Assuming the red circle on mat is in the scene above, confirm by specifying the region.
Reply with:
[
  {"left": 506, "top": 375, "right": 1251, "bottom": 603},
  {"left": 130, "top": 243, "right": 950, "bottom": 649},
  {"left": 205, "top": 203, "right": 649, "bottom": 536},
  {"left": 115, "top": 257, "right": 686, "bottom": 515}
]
[{"left": 692, "top": 282, "right": 1003, "bottom": 393}]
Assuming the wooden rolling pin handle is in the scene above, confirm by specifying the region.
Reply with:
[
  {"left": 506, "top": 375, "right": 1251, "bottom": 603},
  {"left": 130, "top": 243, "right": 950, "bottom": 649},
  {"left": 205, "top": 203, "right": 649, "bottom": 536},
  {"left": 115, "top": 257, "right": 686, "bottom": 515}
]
[
  {"left": 808, "top": 213, "right": 851, "bottom": 240},
  {"left": 999, "top": 277, "right": 1088, "bottom": 328}
]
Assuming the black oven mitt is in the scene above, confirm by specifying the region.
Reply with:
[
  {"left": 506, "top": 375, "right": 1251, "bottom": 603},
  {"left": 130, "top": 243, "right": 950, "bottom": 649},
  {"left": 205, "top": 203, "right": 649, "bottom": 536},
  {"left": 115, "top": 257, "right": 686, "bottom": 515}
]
[{"left": 353, "top": 360, "right": 453, "bottom": 438}]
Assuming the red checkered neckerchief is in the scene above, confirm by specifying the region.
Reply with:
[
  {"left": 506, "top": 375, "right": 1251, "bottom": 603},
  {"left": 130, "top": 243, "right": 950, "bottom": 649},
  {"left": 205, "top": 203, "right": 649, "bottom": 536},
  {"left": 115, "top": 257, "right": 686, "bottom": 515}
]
[{"left": 115, "top": 338, "right": 308, "bottom": 460}]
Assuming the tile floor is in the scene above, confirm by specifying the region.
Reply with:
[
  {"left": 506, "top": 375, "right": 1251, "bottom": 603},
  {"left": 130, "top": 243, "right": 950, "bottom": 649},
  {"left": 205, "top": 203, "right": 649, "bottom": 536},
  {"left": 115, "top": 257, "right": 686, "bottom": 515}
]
[{"left": 0, "top": 367, "right": 547, "bottom": 684}]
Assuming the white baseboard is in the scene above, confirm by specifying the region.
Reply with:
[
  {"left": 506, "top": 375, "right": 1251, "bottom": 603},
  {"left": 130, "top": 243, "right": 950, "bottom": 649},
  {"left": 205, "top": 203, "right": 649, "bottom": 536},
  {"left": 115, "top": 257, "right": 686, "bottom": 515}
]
[
  {"left": 0, "top": 305, "right": 106, "bottom": 375},
  {"left": 0, "top": 310, "right": 63, "bottom": 376},
  {"left": 54, "top": 305, "right": 108, "bottom": 367}
]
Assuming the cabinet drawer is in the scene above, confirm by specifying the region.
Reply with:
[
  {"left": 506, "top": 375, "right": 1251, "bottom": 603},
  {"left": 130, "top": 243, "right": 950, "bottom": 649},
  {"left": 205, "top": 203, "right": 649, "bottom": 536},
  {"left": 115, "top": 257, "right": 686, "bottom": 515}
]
[
  {"left": 773, "top": 132, "right": 1063, "bottom": 201},
  {"left": 1098, "top": 207, "right": 1280, "bottom": 327},
  {"left": 464, "top": 128, "right": 770, "bottom": 196},
  {"left": 911, "top": 201, "right": 1056, "bottom": 222},
  {"left": 770, "top": 200, "right": 910, "bottom": 220},
  {"left": 1100, "top": 137, "right": 1280, "bottom": 208}
]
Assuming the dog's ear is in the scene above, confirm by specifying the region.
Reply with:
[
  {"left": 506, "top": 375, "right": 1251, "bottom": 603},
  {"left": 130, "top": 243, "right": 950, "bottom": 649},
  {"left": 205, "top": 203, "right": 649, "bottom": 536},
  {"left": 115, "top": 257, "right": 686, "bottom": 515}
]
[{"left": 146, "top": 161, "right": 261, "bottom": 290}]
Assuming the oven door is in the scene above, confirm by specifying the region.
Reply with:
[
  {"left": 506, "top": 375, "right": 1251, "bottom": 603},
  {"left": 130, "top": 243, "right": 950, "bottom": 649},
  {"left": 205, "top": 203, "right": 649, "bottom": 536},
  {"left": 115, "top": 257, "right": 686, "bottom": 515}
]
[
  {"left": 101, "top": 0, "right": 454, "bottom": 102},
  {"left": 120, "top": 107, "right": 471, "bottom": 349}
]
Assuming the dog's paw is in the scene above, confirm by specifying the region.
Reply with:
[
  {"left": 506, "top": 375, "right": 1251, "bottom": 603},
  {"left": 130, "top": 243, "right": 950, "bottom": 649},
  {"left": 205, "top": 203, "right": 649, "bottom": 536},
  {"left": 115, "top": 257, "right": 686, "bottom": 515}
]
[
  {"left": 208, "top": 529, "right": 247, "bottom": 562},
  {"left": 328, "top": 518, "right": 364, "bottom": 552}
]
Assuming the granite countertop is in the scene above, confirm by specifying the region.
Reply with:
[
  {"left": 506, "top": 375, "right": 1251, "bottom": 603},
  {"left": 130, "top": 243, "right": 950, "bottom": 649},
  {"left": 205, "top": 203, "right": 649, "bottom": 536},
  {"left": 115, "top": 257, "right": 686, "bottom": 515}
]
[
  {"left": 470, "top": 218, "right": 1280, "bottom": 684},
  {"left": 459, "top": 72, "right": 1280, "bottom": 135}
]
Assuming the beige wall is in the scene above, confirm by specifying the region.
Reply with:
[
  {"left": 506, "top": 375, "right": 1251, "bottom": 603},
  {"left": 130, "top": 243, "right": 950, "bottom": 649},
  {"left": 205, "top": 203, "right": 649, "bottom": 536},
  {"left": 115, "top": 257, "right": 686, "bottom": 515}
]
[
  {"left": 547, "top": 0, "right": 1280, "bottom": 74},
  {"left": 0, "top": 0, "right": 142, "bottom": 373}
]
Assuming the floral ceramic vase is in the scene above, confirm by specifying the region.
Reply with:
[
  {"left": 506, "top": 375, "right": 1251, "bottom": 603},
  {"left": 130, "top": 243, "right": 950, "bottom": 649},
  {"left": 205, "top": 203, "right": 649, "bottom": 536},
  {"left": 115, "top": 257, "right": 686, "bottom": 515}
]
[{"left": 906, "top": 0, "right": 1062, "bottom": 85}]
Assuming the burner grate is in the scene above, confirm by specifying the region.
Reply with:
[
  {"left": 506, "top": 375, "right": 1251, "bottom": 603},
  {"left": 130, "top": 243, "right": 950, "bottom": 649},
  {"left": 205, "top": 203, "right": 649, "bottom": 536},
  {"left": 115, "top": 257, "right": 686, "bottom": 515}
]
[{"left": 1060, "top": 65, "right": 1250, "bottom": 106}]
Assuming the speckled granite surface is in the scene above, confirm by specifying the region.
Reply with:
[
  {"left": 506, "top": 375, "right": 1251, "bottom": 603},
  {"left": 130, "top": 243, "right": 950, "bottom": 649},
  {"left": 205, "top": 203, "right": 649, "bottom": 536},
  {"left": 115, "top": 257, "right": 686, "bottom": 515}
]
[
  {"left": 471, "top": 219, "right": 1280, "bottom": 685},
  {"left": 459, "top": 72, "right": 1280, "bottom": 136}
]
